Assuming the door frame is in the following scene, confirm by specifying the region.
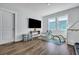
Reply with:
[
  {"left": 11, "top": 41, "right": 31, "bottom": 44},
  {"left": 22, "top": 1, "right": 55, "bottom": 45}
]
[{"left": 0, "top": 8, "right": 17, "bottom": 43}]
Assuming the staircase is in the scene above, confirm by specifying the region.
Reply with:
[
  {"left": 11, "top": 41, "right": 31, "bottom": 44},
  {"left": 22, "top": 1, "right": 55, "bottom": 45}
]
[{"left": 67, "top": 19, "right": 79, "bottom": 45}]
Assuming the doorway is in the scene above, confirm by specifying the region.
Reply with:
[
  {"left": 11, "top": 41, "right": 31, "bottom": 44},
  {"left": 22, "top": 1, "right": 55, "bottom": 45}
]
[{"left": 0, "top": 9, "right": 15, "bottom": 44}]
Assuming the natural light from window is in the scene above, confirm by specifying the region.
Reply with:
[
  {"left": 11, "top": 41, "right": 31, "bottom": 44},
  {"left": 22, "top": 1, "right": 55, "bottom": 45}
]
[
  {"left": 48, "top": 15, "right": 68, "bottom": 32},
  {"left": 48, "top": 18, "right": 56, "bottom": 31},
  {"left": 57, "top": 15, "right": 68, "bottom": 32}
]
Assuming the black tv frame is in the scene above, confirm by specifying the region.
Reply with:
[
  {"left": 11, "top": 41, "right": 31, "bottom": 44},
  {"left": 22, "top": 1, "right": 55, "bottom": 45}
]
[{"left": 28, "top": 18, "right": 41, "bottom": 28}]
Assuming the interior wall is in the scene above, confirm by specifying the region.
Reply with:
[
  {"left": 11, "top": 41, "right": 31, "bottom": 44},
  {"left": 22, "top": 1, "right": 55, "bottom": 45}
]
[
  {"left": 0, "top": 4, "right": 79, "bottom": 45},
  {"left": 0, "top": 5, "right": 42, "bottom": 42},
  {"left": 42, "top": 6, "right": 79, "bottom": 40},
  {"left": 15, "top": 11, "right": 42, "bottom": 41}
]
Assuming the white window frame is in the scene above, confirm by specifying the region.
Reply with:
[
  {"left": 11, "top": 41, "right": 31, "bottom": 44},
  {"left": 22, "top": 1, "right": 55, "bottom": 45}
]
[{"left": 48, "top": 14, "right": 68, "bottom": 32}]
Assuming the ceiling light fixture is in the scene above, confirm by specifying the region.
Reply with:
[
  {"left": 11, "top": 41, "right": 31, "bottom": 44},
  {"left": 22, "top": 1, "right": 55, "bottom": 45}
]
[{"left": 48, "top": 3, "right": 51, "bottom": 6}]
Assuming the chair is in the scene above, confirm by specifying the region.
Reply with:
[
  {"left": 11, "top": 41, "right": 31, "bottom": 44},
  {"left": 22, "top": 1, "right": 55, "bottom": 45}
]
[
  {"left": 53, "top": 35, "right": 65, "bottom": 45},
  {"left": 41, "top": 30, "right": 54, "bottom": 41},
  {"left": 28, "top": 32, "right": 32, "bottom": 40},
  {"left": 41, "top": 30, "right": 65, "bottom": 45},
  {"left": 22, "top": 34, "right": 29, "bottom": 41}
]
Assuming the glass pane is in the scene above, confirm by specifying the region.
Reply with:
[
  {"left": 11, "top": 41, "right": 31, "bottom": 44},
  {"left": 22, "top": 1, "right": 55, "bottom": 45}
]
[
  {"left": 57, "top": 15, "right": 68, "bottom": 32},
  {"left": 48, "top": 18, "right": 56, "bottom": 31},
  {"left": 58, "top": 15, "right": 68, "bottom": 21},
  {"left": 58, "top": 20, "right": 67, "bottom": 31},
  {"left": 48, "top": 22, "right": 56, "bottom": 30}
]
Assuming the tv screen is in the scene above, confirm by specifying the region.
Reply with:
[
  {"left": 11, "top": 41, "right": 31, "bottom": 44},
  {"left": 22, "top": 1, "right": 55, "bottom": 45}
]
[{"left": 28, "top": 18, "right": 41, "bottom": 28}]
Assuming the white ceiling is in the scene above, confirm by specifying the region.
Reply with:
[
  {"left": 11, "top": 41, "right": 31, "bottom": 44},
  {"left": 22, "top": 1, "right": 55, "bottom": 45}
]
[{"left": 0, "top": 3, "right": 79, "bottom": 16}]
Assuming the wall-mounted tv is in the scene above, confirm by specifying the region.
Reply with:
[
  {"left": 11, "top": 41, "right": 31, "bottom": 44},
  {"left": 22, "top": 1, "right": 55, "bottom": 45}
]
[{"left": 28, "top": 18, "right": 41, "bottom": 28}]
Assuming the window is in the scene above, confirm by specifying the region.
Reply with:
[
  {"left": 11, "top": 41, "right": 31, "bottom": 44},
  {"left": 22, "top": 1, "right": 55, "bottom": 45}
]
[
  {"left": 48, "top": 18, "right": 56, "bottom": 31},
  {"left": 48, "top": 15, "right": 68, "bottom": 32},
  {"left": 57, "top": 15, "right": 68, "bottom": 31}
]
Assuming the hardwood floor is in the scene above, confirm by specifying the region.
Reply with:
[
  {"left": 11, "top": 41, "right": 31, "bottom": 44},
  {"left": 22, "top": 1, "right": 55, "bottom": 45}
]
[{"left": 0, "top": 39, "right": 75, "bottom": 55}]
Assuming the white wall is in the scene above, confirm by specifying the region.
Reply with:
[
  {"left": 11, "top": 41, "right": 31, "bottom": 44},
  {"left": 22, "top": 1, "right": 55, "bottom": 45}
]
[
  {"left": 43, "top": 6, "right": 79, "bottom": 45},
  {"left": 43, "top": 6, "right": 79, "bottom": 32},
  {"left": 0, "top": 3, "right": 79, "bottom": 45},
  {"left": 15, "top": 11, "right": 42, "bottom": 41},
  {"left": 0, "top": 4, "right": 42, "bottom": 42}
]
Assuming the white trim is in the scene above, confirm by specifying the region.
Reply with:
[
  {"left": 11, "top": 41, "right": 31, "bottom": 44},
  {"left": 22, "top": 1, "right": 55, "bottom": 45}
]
[
  {"left": 0, "top": 8, "right": 16, "bottom": 13},
  {"left": 57, "top": 15, "right": 68, "bottom": 21},
  {"left": 48, "top": 18, "right": 56, "bottom": 22}
]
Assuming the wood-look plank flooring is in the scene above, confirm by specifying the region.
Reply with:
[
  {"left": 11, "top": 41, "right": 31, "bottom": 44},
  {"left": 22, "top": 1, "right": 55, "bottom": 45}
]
[{"left": 0, "top": 39, "right": 75, "bottom": 55}]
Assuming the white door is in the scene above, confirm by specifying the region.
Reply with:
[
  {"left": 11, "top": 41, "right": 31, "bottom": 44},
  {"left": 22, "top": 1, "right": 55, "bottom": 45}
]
[
  {"left": 0, "top": 11, "right": 2, "bottom": 43},
  {"left": 1, "top": 10, "right": 14, "bottom": 44}
]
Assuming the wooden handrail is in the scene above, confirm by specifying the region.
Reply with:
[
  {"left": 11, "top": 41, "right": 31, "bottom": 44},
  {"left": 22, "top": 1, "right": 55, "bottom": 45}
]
[
  {"left": 69, "top": 20, "right": 79, "bottom": 29},
  {"left": 68, "top": 29, "right": 79, "bottom": 31}
]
